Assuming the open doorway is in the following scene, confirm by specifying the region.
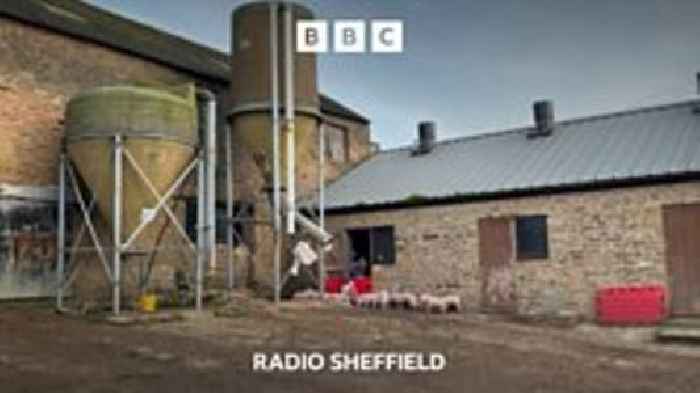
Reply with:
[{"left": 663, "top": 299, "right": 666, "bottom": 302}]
[
  {"left": 347, "top": 229, "right": 372, "bottom": 277},
  {"left": 346, "top": 226, "right": 396, "bottom": 278}
]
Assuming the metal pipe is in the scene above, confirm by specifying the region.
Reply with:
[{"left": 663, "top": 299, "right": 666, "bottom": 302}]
[
  {"left": 196, "top": 155, "right": 205, "bottom": 311},
  {"left": 271, "top": 2, "right": 282, "bottom": 305},
  {"left": 318, "top": 124, "right": 326, "bottom": 295},
  {"left": 197, "top": 89, "right": 217, "bottom": 273},
  {"left": 295, "top": 212, "right": 332, "bottom": 244},
  {"left": 284, "top": 2, "right": 296, "bottom": 235},
  {"left": 113, "top": 134, "right": 123, "bottom": 316},
  {"left": 225, "top": 124, "right": 234, "bottom": 290},
  {"left": 56, "top": 151, "right": 66, "bottom": 309}
]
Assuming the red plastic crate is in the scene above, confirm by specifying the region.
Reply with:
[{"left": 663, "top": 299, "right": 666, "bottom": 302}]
[
  {"left": 352, "top": 276, "right": 373, "bottom": 294},
  {"left": 325, "top": 276, "right": 345, "bottom": 294},
  {"left": 596, "top": 284, "right": 666, "bottom": 325}
]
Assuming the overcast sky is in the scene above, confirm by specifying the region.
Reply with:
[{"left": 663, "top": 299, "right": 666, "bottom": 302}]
[{"left": 87, "top": 0, "right": 700, "bottom": 148}]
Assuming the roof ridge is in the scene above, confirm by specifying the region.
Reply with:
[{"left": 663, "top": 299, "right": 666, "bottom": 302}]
[
  {"left": 378, "top": 97, "right": 700, "bottom": 154},
  {"left": 69, "top": 0, "right": 228, "bottom": 59}
]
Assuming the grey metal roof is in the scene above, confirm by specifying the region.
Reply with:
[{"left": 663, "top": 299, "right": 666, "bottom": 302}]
[
  {"left": 324, "top": 99, "right": 700, "bottom": 210},
  {"left": 0, "top": 0, "right": 370, "bottom": 124}
]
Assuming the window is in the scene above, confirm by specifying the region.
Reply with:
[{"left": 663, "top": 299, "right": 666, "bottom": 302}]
[
  {"left": 516, "top": 215, "right": 549, "bottom": 260},
  {"left": 323, "top": 123, "right": 348, "bottom": 163},
  {"left": 185, "top": 199, "right": 249, "bottom": 245},
  {"left": 347, "top": 226, "right": 396, "bottom": 266}
]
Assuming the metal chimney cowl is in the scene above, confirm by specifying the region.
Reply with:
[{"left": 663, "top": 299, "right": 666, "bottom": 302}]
[
  {"left": 414, "top": 121, "right": 436, "bottom": 155},
  {"left": 530, "top": 100, "right": 555, "bottom": 138}
]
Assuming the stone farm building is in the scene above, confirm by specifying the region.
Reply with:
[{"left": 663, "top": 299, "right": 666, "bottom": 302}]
[{"left": 324, "top": 100, "right": 700, "bottom": 319}]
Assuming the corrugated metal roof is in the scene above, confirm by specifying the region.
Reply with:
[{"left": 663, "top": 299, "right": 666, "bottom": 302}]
[
  {"left": 324, "top": 99, "right": 700, "bottom": 210},
  {"left": 0, "top": 0, "right": 370, "bottom": 124}
]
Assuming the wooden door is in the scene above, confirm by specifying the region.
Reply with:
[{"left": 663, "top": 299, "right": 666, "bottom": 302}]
[
  {"left": 663, "top": 204, "right": 700, "bottom": 316},
  {"left": 479, "top": 217, "right": 516, "bottom": 313}
]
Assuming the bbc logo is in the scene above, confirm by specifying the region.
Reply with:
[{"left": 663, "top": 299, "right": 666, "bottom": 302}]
[{"left": 297, "top": 20, "right": 403, "bottom": 53}]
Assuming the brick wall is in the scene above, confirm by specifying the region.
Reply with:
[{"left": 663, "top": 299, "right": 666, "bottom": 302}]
[
  {"left": 325, "top": 181, "right": 700, "bottom": 319},
  {"left": 0, "top": 17, "right": 226, "bottom": 187}
]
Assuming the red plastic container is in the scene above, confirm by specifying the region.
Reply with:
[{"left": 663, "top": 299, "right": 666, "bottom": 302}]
[
  {"left": 352, "top": 276, "right": 373, "bottom": 294},
  {"left": 325, "top": 276, "right": 345, "bottom": 294},
  {"left": 596, "top": 284, "right": 666, "bottom": 325}
]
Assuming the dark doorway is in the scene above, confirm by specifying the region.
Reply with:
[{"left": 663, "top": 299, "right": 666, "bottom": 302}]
[
  {"left": 347, "top": 229, "right": 372, "bottom": 277},
  {"left": 663, "top": 203, "right": 700, "bottom": 316}
]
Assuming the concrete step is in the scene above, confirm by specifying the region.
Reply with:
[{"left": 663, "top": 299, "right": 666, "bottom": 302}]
[{"left": 656, "top": 318, "right": 700, "bottom": 342}]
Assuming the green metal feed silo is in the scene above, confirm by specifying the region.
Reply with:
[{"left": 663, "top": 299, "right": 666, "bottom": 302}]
[{"left": 64, "top": 85, "right": 198, "bottom": 246}]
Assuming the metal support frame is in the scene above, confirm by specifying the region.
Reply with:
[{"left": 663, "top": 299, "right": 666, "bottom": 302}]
[
  {"left": 67, "top": 163, "right": 112, "bottom": 282},
  {"left": 55, "top": 134, "right": 210, "bottom": 315},
  {"left": 318, "top": 123, "right": 326, "bottom": 295},
  {"left": 196, "top": 152, "right": 205, "bottom": 311},
  {"left": 271, "top": 1, "right": 282, "bottom": 304},
  {"left": 56, "top": 151, "right": 66, "bottom": 309},
  {"left": 113, "top": 134, "right": 123, "bottom": 315},
  {"left": 121, "top": 151, "right": 198, "bottom": 252},
  {"left": 284, "top": 3, "right": 296, "bottom": 236},
  {"left": 60, "top": 199, "right": 95, "bottom": 292},
  {"left": 225, "top": 125, "right": 235, "bottom": 290}
]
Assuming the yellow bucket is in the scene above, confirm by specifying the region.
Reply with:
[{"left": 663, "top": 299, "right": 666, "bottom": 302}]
[{"left": 138, "top": 294, "right": 158, "bottom": 313}]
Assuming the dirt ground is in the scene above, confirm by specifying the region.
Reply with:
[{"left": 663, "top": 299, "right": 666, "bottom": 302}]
[{"left": 1, "top": 299, "right": 700, "bottom": 393}]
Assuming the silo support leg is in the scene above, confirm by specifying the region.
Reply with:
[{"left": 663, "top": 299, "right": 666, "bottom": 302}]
[
  {"left": 196, "top": 157, "right": 205, "bottom": 311},
  {"left": 56, "top": 153, "right": 66, "bottom": 309},
  {"left": 113, "top": 135, "right": 123, "bottom": 316},
  {"left": 225, "top": 127, "right": 235, "bottom": 291}
]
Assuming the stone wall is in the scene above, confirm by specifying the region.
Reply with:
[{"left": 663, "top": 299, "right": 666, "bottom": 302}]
[{"left": 325, "top": 181, "right": 700, "bottom": 319}]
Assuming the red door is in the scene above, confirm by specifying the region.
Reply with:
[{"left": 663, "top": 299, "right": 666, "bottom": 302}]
[
  {"left": 663, "top": 204, "right": 700, "bottom": 316},
  {"left": 479, "top": 217, "right": 516, "bottom": 313}
]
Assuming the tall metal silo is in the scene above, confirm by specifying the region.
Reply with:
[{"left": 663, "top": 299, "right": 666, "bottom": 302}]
[{"left": 228, "top": 1, "right": 321, "bottom": 297}]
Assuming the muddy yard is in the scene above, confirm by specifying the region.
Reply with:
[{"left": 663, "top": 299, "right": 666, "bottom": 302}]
[{"left": 1, "top": 299, "right": 699, "bottom": 393}]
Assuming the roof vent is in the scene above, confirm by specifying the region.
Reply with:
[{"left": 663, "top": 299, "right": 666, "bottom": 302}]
[
  {"left": 529, "top": 100, "right": 555, "bottom": 138},
  {"left": 413, "top": 121, "right": 436, "bottom": 155}
]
